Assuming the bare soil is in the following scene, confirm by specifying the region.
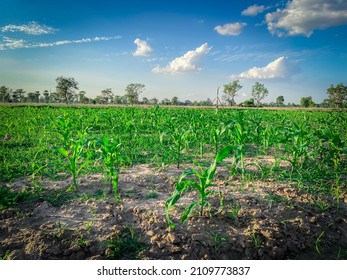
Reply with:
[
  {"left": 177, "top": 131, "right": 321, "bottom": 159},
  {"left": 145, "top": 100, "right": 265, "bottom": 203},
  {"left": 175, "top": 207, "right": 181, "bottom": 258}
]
[{"left": 1, "top": 163, "right": 346, "bottom": 260}]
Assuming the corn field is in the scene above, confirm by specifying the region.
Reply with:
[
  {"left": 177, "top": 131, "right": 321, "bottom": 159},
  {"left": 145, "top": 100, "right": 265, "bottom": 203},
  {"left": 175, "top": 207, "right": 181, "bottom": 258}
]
[{"left": 0, "top": 105, "right": 346, "bottom": 260}]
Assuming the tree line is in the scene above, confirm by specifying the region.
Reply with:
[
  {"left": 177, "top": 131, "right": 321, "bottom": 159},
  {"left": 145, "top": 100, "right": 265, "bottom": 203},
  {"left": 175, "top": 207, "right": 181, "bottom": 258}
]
[{"left": 0, "top": 76, "right": 346, "bottom": 108}]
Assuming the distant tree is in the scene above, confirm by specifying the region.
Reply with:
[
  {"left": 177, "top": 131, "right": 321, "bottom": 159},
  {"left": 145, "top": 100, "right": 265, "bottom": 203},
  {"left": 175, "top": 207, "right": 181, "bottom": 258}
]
[
  {"left": 27, "top": 92, "right": 36, "bottom": 102},
  {"left": 34, "top": 91, "right": 40, "bottom": 103},
  {"left": 252, "top": 82, "right": 269, "bottom": 107},
  {"left": 326, "top": 83, "right": 347, "bottom": 108},
  {"left": 276, "top": 95, "right": 284, "bottom": 106},
  {"left": 300, "top": 96, "right": 315, "bottom": 107},
  {"left": 222, "top": 80, "right": 242, "bottom": 106},
  {"left": 125, "top": 83, "right": 145, "bottom": 105},
  {"left": 78, "top": 91, "right": 86, "bottom": 103},
  {"left": 55, "top": 76, "right": 79, "bottom": 104},
  {"left": 0, "top": 86, "right": 11, "bottom": 102},
  {"left": 113, "top": 95, "right": 123, "bottom": 104},
  {"left": 200, "top": 98, "right": 213, "bottom": 106},
  {"left": 12, "top": 89, "right": 25, "bottom": 103},
  {"left": 171, "top": 96, "right": 179, "bottom": 106},
  {"left": 142, "top": 97, "right": 149, "bottom": 105},
  {"left": 320, "top": 98, "right": 333, "bottom": 108},
  {"left": 161, "top": 98, "right": 171, "bottom": 105},
  {"left": 184, "top": 100, "right": 192, "bottom": 106},
  {"left": 100, "top": 88, "right": 114, "bottom": 104},
  {"left": 241, "top": 98, "right": 255, "bottom": 107},
  {"left": 149, "top": 98, "right": 158, "bottom": 105},
  {"left": 49, "top": 91, "right": 60, "bottom": 103},
  {"left": 43, "top": 90, "right": 50, "bottom": 103}
]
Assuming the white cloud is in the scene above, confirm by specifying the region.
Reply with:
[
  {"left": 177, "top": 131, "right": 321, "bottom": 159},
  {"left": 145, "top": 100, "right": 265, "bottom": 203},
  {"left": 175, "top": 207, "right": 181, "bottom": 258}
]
[
  {"left": 214, "top": 22, "right": 247, "bottom": 36},
  {"left": 0, "top": 37, "right": 26, "bottom": 50},
  {"left": 152, "top": 43, "right": 211, "bottom": 74},
  {"left": 232, "top": 56, "right": 299, "bottom": 80},
  {"left": 266, "top": 0, "right": 347, "bottom": 37},
  {"left": 0, "top": 21, "right": 57, "bottom": 35},
  {"left": 133, "top": 38, "right": 153, "bottom": 57},
  {"left": 241, "top": 4, "right": 266, "bottom": 16},
  {"left": 0, "top": 36, "right": 121, "bottom": 51}
]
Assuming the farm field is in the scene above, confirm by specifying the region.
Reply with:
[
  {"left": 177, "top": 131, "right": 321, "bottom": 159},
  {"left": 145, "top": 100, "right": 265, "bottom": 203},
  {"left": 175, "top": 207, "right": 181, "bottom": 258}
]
[{"left": 0, "top": 105, "right": 346, "bottom": 260}]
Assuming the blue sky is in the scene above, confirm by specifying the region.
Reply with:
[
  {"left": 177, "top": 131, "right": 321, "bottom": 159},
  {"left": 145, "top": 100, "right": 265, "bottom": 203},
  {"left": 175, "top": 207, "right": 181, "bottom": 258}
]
[{"left": 1, "top": 0, "right": 346, "bottom": 104}]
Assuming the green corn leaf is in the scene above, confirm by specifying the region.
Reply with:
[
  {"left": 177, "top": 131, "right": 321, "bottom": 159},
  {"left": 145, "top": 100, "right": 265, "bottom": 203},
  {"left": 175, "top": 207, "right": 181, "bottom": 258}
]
[
  {"left": 166, "top": 192, "right": 180, "bottom": 208},
  {"left": 205, "top": 190, "right": 218, "bottom": 197},
  {"left": 177, "top": 169, "right": 194, "bottom": 183},
  {"left": 190, "top": 168, "right": 203, "bottom": 179},
  {"left": 180, "top": 201, "right": 199, "bottom": 223},
  {"left": 54, "top": 146, "right": 69, "bottom": 157},
  {"left": 215, "top": 145, "right": 232, "bottom": 164},
  {"left": 206, "top": 161, "right": 217, "bottom": 181}
]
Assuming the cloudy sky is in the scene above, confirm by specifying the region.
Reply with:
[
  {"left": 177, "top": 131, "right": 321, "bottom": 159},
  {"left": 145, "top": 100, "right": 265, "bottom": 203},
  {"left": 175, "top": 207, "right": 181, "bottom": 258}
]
[{"left": 1, "top": 0, "right": 346, "bottom": 104}]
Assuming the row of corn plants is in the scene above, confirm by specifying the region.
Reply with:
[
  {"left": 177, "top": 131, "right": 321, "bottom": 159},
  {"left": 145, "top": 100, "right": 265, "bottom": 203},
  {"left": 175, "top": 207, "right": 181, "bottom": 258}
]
[{"left": 1, "top": 106, "right": 346, "bottom": 206}]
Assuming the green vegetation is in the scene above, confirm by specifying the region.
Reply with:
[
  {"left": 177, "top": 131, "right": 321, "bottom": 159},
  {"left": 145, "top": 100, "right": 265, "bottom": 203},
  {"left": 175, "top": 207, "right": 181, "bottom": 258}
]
[
  {"left": 0, "top": 105, "right": 346, "bottom": 213},
  {"left": 1, "top": 79, "right": 346, "bottom": 107},
  {"left": 106, "top": 226, "right": 146, "bottom": 259},
  {"left": 165, "top": 146, "right": 232, "bottom": 229}
]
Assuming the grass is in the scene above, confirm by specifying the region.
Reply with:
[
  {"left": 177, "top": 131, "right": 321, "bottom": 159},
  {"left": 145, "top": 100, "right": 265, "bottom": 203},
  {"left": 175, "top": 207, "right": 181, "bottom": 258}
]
[{"left": 105, "top": 226, "right": 146, "bottom": 259}]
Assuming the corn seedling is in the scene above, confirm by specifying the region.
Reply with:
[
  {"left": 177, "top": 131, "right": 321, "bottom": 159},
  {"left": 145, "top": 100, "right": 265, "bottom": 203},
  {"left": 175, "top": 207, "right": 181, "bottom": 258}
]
[
  {"left": 211, "top": 125, "right": 227, "bottom": 157},
  {"left": 99, "top": 136, "right": 122, "bottom": 201},
  {"left": 284, "top": 121, "right": 311, "bottom": 173},
  {"left": 106, "top": 226, "right": 146, "bottom": 260},
  {"left": 227, "top": 202, "right": 241, "bottom": 220},
  {"left": 165, "top": 145, "right": 232, "bottom": 229},
  {"left": 315, "top": 231, "right": 325, "bottom": 255},
  {"left": 76, "top": 235, "right": 89, "bottom": 247},
  {"left": 0, "top": 250, "right": 11, "bottom": 260},
  {"left": 228, "top": 121, "right": 248, "bottom": 180},
  {"left": 250, "top": 230, "right": 262, "bottom": 249},
  {"left": 54, "top": 129, "right": 91, "bottom": 191},
  {"left": 208, "top": 231, "right": 228, "bottom": 256},
  {"left": 160, "top": 125, "right": 191, "bottom": 169}
]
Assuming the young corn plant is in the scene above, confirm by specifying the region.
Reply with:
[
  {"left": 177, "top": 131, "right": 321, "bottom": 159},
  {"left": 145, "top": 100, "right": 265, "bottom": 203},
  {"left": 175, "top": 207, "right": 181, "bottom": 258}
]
[
  {"left": 160, "top": 126, "right": 191, "bottom": 169},
  {"left": 99, "top": 136, "right": 122, "bottom": 201},
  {"left": 228, "top": 121, "right": 248, "bottom": 180},
  {"left": 165, "top": 145, "right": 232, "bottom": 229},
  {"left": 54, "top": 130, "right": 91, "bottom": 192},
  {"left": 211, "top": 125, "right": 227, "bottom": 157},
  {"left": 284, "top": 121, "right": 311, "bottom": 173}
]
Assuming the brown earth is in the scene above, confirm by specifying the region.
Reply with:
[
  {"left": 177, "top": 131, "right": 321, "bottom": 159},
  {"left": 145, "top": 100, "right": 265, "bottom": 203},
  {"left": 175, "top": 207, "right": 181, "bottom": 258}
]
[{"left": 1, "top": 162, "right": 346, "bottom": 260}]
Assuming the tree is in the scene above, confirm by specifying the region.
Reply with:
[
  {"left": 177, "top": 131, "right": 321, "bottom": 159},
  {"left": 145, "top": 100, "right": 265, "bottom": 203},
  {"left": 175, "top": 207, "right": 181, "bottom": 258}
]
[
  {"left": 241, "top": 98, "right": 255, "bottom": 107},
  {"left": 78, "top": 91, "right": 86, "bottom": 104},
  {"left": 300, "top": 96, "right": 315, "bottom": 107},
  {"left": 28, "top": 91, "right": 40, "bottom": 103},
  {"left": 326, "top": 83, "right": 347, "bottom": 108},
  {"left": 113, "top": 95, "right": 123, "bottom": 104},
  {"left": 161, "top": 98, "right": 171, "bottom": 105},
  {"left": 27, "top": 92, "right": 36, "bottom": 102},
  {"left": 0, "top": 86, "right": 11, "bottom": 102},
  {"left": 149, "top": 98, "right": 158, "bottom": 105},
  {"left": 184, "top": 100, "right": 192, "bottom": 106},
  {"left": 100, "top": 88, "right": 114, "bottom": 104},
  {"left": 251, "top": 82, "right": 269, "bottom": 107},
  {"left": 43, "top": 90, "right": 50, "bottom": 103},
  {"left": 276, "top": 95, "right": 284, "bottom": 107},
  {"left": 12, "top": 89, "right": 25, "bottom": 103},
  {"left": 222, "top": 80, "right": 242, "bottom": 106},
  {"left": 125, "top": 83, "right": 145, "bottom": 105},
  {"left": 199, "top": 98, "right": 213, "bottom": 106},
  {"left": 171, "top": 96, "right": 179, "bottom": 106},
  {"left": 55, "top": 76, "right": 79, "bottom": 104},
  {"left": 34, "top": 91, "right": 40, "bottom": 103},
  {"left": 142, "top": 97, "right": 149, "bottom": 105}
]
